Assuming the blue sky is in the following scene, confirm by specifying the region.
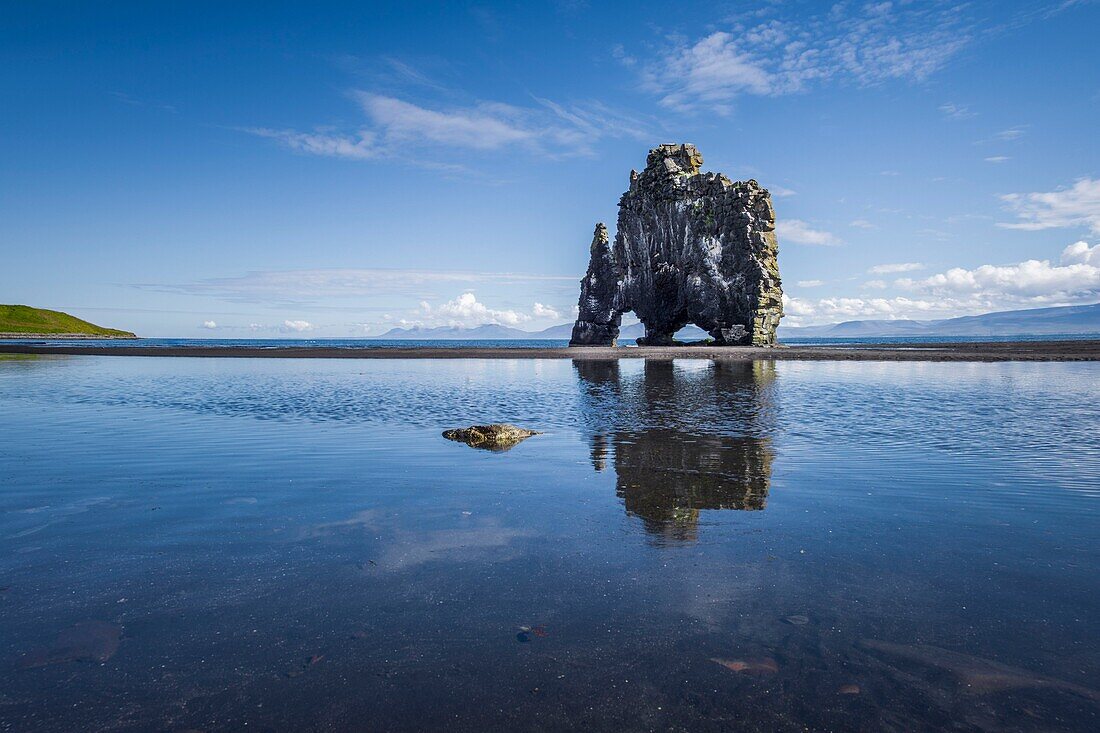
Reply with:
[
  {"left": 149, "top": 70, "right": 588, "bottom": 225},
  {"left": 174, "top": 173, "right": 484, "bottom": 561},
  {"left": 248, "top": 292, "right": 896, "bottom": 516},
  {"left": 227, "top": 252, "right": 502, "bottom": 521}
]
[{"left": 2, "top": 0, "right": 1098, "bottom": 336}]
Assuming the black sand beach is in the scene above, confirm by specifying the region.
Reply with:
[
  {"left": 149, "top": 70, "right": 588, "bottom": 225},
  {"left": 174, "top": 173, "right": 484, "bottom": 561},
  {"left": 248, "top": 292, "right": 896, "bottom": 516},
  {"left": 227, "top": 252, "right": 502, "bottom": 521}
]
[{"left": 3, "top": 339, "right": 1098, "bottom": 361}]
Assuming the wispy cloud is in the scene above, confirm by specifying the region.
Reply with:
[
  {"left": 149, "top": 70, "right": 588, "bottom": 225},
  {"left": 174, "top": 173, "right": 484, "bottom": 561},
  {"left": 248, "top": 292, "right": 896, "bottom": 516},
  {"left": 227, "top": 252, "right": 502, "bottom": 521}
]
[
  {"left": 976, "top": 125, "right": 1029, "bottom": 145},
  {"left": 246, "top": 128, "right": 379, "bottom": 160},
  {"left": 640, "top": 2, "right": 975, "bottom": 113},
  {"left": 939, "top": 102, "right": 976, "bottom": 119},
  {"left": 984, "top": 155, "right": 1011, "bottom": 163},
  {"left": 998, "top": 178, "right": 1100, "bottom": 234},
  {"left": 247, "top": 89, "right": 650, "bottom": 163},
  {"left": 869, "top": 262, "right": 924, "bottom": 274},
  {"left": 110, "top": 91, "right": 177, "bottom": 114},
  {"left": 995, "top": 126, "right": 1028, "bottom": 141},
  {"left": 637, "top": 2, "right": 1081, "bottom": 115},
  {"left": 776, "top": 219, "right": 840, "bottom": 246},
  {"left": 358, "top": 94, "right": 535, "bottom": 150},
  {"left": 145, "top": 268, "right": 579, "bottom": 305},
  {"left": 796, "top": 279, "right": 824, "bottom": 288}
]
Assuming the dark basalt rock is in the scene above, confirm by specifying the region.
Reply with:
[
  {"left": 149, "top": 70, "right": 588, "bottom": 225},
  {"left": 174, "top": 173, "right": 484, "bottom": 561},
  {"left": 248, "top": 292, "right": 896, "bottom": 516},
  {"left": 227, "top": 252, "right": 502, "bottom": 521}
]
[
  {"left": 442, "top": 424, "right": 540, "bottom": 451},
  {"left": 570, "top": 143, "right": 783, "bottom": 347}
]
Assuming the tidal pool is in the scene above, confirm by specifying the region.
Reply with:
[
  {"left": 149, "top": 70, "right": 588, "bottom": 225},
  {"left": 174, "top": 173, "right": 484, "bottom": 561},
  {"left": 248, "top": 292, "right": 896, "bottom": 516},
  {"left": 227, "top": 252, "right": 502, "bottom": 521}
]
[{"left": 0, "top": 356, "right": 1097, "bottom": 731}]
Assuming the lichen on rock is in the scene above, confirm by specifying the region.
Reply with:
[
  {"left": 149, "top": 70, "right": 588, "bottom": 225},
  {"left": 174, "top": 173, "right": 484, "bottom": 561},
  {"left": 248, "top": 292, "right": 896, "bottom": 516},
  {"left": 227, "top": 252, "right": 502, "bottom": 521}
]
[
  {"left": 442, "top": 424, "right": 540, "bottom": 451},
  {"left": 569, "top": 143, "right": 783, "bottom": 347}
]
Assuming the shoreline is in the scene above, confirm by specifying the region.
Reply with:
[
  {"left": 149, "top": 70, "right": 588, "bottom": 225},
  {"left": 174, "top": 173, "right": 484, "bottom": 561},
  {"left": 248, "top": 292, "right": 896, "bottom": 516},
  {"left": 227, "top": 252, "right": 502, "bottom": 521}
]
[{"left": 2, "top": 339, "right": 1098, "bottom": 361}]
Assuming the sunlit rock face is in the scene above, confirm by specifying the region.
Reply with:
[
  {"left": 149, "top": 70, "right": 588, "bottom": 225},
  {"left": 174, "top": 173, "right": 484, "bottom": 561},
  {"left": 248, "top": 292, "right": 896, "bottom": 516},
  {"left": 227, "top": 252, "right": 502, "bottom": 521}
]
[{"left": 570, "top": 143, "right": 783, "bottom": 346}]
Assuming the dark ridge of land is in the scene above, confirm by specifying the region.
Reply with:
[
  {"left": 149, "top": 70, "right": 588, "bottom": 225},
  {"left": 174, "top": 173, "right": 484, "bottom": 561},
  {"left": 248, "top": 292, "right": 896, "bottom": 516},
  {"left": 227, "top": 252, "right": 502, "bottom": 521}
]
[{"left": 2, "top": 340, "right": 1099, "bottom": 361}]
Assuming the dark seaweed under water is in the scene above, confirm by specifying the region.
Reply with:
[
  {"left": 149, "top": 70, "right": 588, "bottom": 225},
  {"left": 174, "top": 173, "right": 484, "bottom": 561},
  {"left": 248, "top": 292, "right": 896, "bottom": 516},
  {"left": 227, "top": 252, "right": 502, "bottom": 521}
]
[{"left": 0, "top": 355, "right": 1097, "bottom": 732}]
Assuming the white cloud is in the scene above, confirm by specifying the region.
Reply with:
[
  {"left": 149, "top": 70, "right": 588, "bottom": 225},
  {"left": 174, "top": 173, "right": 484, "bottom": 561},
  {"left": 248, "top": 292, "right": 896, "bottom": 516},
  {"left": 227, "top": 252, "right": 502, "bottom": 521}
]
[
  {"left": 532, "top": 302, "right": 561, "bottom": 319},
  {"left": 897, "top": 243, "right": 1100, "bottom": 302},
  {"left": 796, "top": 280, "right": 824, "bottom": 288},
  {"left": 648, "top": 32, "right": 774, "bottom": 113},
  {"left": 643, "top": 3, "right": 974, "bottom": 113},
  {"left": 998, "top": 178, "right": 1100, "bottom": 234},
  {"left": 849, "top": 219, "right": 876, "bottom": 229},
  {"left": 769, "top": 185, "right": 797, "bottom": 197},
  {"left": 249, "top": 93, "right": 649, "bottom": 161},
  {"left": 420, "top": 292, "right": 531, "bottom": 328},
  {"left": 864, "top": 280, "right": 888, "bottom": 289},
  {"left": 869, "top": 262, "right": 924, "bottom": 274},
  {"left": 783, "top": 293, "right": 942, "bottom": 324},
  {"left": 984, "top": 156, "right": 1010, "bottom": 163},
  {"left": 281, "top": 320, "right": 313, "bottom": 332},
  {"left": 200, "top": 320, "right": 217, "bottom": 329},
  {"left": 1062, "top": 240, "right": 1100, "bottom": 266},
  {"left": 776, "top": 219, "right": 840, "bottom": 246},
  {"left": 784, "top": 242, "right": 1100, "bottom": 326}
]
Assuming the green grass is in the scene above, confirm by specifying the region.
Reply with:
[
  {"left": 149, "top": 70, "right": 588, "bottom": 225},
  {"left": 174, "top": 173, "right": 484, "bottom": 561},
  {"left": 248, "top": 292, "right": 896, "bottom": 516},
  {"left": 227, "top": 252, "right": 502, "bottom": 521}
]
[{"left": 0, "top": 304, "right": 135, "bottom": 337}]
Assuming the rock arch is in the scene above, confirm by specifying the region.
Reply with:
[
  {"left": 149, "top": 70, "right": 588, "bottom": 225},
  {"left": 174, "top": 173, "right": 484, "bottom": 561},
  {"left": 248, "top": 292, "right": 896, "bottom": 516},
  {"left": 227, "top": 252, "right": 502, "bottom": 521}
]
[{"left": 569, "top": 144, "right": 783, "bottom": 347}]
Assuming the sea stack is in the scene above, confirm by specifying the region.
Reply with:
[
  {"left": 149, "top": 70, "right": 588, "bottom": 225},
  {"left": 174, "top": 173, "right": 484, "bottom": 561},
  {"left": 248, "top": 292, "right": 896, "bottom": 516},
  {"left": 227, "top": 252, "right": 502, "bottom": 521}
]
[{"left": 569, "top": 144, "right": 783, "bottom": 346}]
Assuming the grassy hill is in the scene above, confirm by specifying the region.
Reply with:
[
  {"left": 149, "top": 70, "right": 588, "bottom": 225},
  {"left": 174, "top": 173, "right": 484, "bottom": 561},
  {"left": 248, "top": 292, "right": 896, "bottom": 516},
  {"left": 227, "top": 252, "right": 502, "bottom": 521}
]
[{"left": 0, "top": 305, "right": 135, "bottom": 338}]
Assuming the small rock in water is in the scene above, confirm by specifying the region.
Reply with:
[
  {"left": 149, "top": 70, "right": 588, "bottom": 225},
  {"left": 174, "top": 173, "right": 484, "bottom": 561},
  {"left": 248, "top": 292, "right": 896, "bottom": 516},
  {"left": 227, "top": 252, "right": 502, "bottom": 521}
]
[
  {"left": 710, "top": 657, "right": 778, "bottom": 675},
  {"left": 284, "top": 654, "right": 325, "bottom": 678},
  {"left": 442, "top": 424, "right": 540, "bottom": 452},
  {"left": 838, "top": 684, "right": 861, "bottom": 695}
]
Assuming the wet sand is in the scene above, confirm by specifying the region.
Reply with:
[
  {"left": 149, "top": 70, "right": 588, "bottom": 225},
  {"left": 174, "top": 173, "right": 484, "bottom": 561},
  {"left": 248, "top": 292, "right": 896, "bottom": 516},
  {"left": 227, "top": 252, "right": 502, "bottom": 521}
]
[{"left": 2, "top": 339, "right": 1099, "bottom": 361}]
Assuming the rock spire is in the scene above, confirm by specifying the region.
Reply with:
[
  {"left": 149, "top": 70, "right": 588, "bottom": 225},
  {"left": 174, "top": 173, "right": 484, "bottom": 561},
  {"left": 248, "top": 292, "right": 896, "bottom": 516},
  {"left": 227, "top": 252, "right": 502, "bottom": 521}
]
[{"left": 569, "top": 143, "right": 783, "bottom": 346}]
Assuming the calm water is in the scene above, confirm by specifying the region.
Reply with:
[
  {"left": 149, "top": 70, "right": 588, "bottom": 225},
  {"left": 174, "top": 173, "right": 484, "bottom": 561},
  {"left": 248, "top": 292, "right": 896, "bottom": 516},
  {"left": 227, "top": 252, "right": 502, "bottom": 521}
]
[
  {"left": 4, "top": 332, "right": 1098, "bottom": 349},
  {"left": 0, "top": 355, "right": 1098, "bottom": 732}
]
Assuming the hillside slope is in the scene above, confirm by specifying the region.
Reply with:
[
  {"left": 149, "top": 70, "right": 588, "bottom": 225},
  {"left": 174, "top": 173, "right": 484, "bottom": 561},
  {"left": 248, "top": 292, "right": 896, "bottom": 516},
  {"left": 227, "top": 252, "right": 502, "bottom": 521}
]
[{"left": 0, "top": 305, "right": 136, "bottom": 338}]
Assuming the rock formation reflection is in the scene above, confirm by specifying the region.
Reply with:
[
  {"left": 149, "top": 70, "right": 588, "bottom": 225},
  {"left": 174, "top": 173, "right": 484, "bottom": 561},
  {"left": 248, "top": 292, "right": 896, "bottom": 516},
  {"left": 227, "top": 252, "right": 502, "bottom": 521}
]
[{"left": 574, "top": 359, "right": 776, "bottom": 543}]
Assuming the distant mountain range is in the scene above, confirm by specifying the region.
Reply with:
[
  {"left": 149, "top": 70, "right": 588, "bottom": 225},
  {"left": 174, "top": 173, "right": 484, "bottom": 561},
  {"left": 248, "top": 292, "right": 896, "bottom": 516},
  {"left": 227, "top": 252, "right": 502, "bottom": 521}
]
[
  {"left": 781, "top": 302, "right": 1100, "bottom": 338},
  {"left": 373, "top": 303, "right": 1100, "bottom": 341}
]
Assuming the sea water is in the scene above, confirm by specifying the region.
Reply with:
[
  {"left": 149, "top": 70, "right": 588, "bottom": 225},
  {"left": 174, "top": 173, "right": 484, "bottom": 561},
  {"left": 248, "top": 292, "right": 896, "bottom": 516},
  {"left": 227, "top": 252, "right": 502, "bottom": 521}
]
[{"left": 0, "top": 355, "right": 1097, "bottom": 731}]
